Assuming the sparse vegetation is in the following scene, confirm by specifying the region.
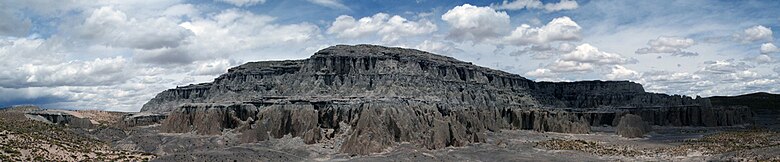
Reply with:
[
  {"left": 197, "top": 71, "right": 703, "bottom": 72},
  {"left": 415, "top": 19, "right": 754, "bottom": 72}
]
[
  {"left": 0, "top": 110, "right": 155, "bottom": 161},
  {"left": 534, "top": 138, "right": 643, "bottom": 156},
  {"left": 535, "top": 129, "right": 780, "bottom": 160},
  {"left": 676, "top": 129, "right": 780, "bottom": 154}
]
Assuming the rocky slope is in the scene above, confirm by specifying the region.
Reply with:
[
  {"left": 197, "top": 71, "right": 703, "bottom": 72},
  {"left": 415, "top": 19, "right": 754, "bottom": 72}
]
[
  {"left": 141, "top": 44, "right": 753, "bottom": 155},
  {"left": 0, "top": 108, "right": 154, "bottom": 161}
]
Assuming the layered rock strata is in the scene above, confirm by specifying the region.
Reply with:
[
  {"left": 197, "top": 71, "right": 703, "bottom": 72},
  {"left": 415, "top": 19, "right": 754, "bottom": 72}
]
[
  {"left": 579, "top": 105, "right": 753, "bottom": 127},
  {"left": 25, "top": 111, "right": 95, "bottom": 128},
  {"left": 142, "top": 44, "right": 753, "bottom": 154},
  {"left": 160, "top": 101, "right": 590, "bottom": 155},
  {"left": 122, "top": 113, "right": 167, "bottom": 127}
]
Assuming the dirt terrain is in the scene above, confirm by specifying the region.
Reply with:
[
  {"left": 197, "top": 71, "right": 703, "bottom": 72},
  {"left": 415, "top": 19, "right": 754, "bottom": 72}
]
[
  {"left": 1, "top": 106, "right": 779, "bottom": 161},
  {"left": 149, "top": 125, "right": 780, "bottom": 161},
  {"left": 0, "top": 108, "right": 154, "bottom": 161}
]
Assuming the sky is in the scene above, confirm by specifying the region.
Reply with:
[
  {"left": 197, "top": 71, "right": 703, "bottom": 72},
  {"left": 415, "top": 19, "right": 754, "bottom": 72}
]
[{"left": 1, "top": 0, "right": 779, "bottom": 112}]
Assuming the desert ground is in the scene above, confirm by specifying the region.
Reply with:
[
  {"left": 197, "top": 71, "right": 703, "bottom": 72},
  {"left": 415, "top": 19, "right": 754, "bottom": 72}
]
[{"left": 2, "top": 106, "right": 778, "bottom": 161}]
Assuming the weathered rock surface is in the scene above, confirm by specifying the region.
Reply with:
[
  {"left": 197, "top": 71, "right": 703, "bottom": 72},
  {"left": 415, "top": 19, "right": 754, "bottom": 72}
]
[
  {"left": 709, "top": 92, "right": 779, "bottom": 130},
  {"left": 142, "top": 44, "right": 544, "bottom": 112},
  {"left": 616, "top": 114, "right": 651, "bottom": 138},
  {"left": 25, "top": 110, "right": 95, "bottom": 128},
  {"left": 142, "top": 44, "right": 753, "bottom": 155},
  {"left": 160, "top": 101, "right": 591, "bottom": 155},
  {"left": 122, "top": 112, "right": 167, "bottom": 127},
  {"left": 580, "top": 105, "right": 753, "bottom": 127}
]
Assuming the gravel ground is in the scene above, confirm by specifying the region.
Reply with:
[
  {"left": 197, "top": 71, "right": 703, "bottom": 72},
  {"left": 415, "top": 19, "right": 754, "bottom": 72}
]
[
  {"left": 2, "top": 107, "right": 778, "bottom": 161},
  {"left": 150, "top": 127, "right": 779, "bottom": 161}
]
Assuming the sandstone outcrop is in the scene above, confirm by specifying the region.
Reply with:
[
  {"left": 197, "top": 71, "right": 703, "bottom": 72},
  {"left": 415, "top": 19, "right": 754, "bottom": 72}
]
[{"left": 142, "top": 44, "right": 753, "bottom": 155}]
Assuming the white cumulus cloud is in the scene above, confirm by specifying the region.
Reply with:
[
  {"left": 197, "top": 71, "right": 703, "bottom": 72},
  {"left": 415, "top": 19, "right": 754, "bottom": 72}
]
[
  {"left": 635, "top": 36, "right": 698, "bottom": 56},
  {"left": 170, "top": 9, "right": 320, "bottom": 63},
  {"left": 510, "top": 42, "right": 576, "bottom": 59},
  {"left": 493, "top": 0, "right": 578, "bottom": 12},
  {"left": 547, "top": 60, "right": 594, "bottom": 72},
  {"left": 560, "top": 43, "right": 631, "bottom": 65},
  {"left": 525, "top": 43, "right": 632, "bottom": 78},
  {"left": 751, "top": 55, "right": 773, "bottom": 64},
  {"left": 216, "top": 0, "right": 266, "bottom": 7},
  {"left": 542, "top": 0, "right": 578, "bottom": 12},
  {"left": 162, "top": 4, "right": 199, "bottom": 17},
  {"left": 416, "top": 40, "right": 460, "bottom": 55},
  {"left": 760, "top": 43, "right": 779, "bottom": 54},
  {"left": 524, "top": 68, "right": 555, "bottom": 77},
  {"left": 327, "top": 13, "right": 437, "bottom": 43},
  {"left": 3, "top": 56, "right": 131, "bottom": 88},
  {"left": 504, "top": 16, "right": 581, "bottom": 45},
  {"left": 0, "top": 38, "right": 133, "bottom": 89},
  {"left": 605, "top": 65, "right": 639, "bottom": 80},
  {"left": 192, "top": 59, "right": 236, "bottom": 76},
  {"left": 735, "top": 25, "right": 773, "bottom": 43},
  {"left": 442, "top": 4, "right": 510, "bottom": 43},
  {"left": 701, "top": 59, "right": 753, "bottom": 74},
  {"left": 75, "top": 6, "right": 193, "bottom": 50},
  {"left": 307, "top": 0, "right": 349, "bottom": 10}
]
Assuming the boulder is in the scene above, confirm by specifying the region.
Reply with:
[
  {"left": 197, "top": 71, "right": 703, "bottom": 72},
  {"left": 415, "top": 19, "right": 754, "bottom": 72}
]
[{"left": 616, "top": 114, "right": 652, "bottom": 138}]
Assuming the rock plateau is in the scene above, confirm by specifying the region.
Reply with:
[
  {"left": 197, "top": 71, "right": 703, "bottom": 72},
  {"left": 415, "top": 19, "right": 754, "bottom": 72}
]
[{"left": 141, "top": 44, "right": 753, "bottom": 155}]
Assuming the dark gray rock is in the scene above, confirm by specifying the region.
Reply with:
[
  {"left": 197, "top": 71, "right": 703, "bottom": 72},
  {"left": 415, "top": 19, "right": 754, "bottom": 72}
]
[
  {"left": 26, "top": 111, "right": 95, "bottom": 128},
  {"left": 579, "top": 105, "right": 753, "bottom": 127},
  {"left": 158, "top": 101, "right": 591, "bottom": 155},
  {"left": 141, "top": 44, "right": 752, "bottom": 155},
  {"left": 122, "top": 112, "right": 167, "bottom": 127},
  {"left": 616, "top": 114, "right": 651, "bottom": 138},
  {"left": 141, "top": 44, "right": 544, "bottom": 113}
]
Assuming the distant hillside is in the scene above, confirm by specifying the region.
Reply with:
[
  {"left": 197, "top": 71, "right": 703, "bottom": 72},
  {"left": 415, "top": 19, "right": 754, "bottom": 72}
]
[
  {"left": 0, "top": 105, "right": 40, "bottom": 111},
  {"left": 708, "top": 92, "right": 780, "bottom": 110}
]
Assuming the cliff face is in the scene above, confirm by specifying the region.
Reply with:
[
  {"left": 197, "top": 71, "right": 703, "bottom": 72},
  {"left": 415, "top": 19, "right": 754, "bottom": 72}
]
[
  {"left": 142, "top": 45, "right": 660, "bottom": 112},
  {"left": 25, "top": 111, "right": 95, "bottom": 128},
  {"left": 122, "top": 113, "right": 167, "bottom": 127},
  {"left": 160, "top": 102, "right": 590, "bottom": 155},
  {"left": 141, "top": 44, "right": 752, "bottom": 155},
  {"left": 143, "top": 45, "right": 543, "bottom": 112},
  {"left": 708, "top": 92, "right": 779, "bottom": 129}
]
